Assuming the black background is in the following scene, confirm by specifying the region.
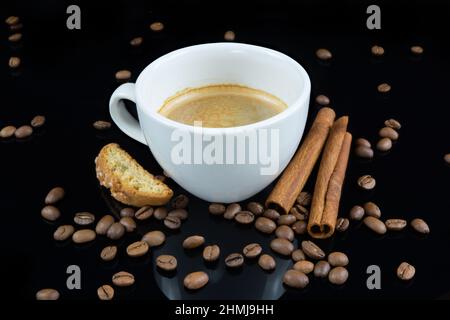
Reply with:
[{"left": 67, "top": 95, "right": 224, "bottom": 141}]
[{"left": 1, "top": 0, "right": 450, "bottom": 301}]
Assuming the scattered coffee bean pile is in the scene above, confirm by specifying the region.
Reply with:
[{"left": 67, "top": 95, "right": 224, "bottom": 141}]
[{"left": 0, "top": 115, "right": 45, "bottom": 140}]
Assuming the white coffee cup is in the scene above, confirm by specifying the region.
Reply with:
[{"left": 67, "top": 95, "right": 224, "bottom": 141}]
[{"left": 110, "top": 43, "right": 310, "bottom": 203}]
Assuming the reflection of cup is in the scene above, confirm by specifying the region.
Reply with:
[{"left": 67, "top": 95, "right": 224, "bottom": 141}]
[{"left": 109, "top": 43, "right": 310, "bottom": 202}]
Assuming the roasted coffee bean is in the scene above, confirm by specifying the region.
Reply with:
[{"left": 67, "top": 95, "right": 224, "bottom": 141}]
[
  {"left": 171, "top": 194, "right": 189, "bottom": 209},
  {"left": 209, "top": 203, "right": 226, "bottom": 215},
  {"left": 314, "top": 261, "right": 331, "bottom": 278},
  {"left": 224, "top": 203, "right": 242, "bottom": 220},
  {"left": 410, "top": 46, "right": 424, "bottom": 55},
  {"left": 5, "top": 16, "right": 20, "bottom": 25},
  {"left": 316, "top": 48, "right": 332, "bottom": 60},
  {"left": 74, "top": 212, "right": 95, "bottom": 226},
  {"left": 203, "top": 245, "right": 220, "bottom": 262},
  {"left": 384, "top": 118, "right": 401, "bottom": 130},
  {"left": 95, "top": 215, "right": 114, "bottom": 235},
  {"left": 243, "top": 243, "right": 262, "bottom": 258},
  {"left": 277, "top": 214, "right": 296, "bottom": 226},
  {"left": 283, "top": 269, "right": 309, "bottom": 289},
  {"left": 184, "top": 271, "right": 209, "bottom": 290},
  {"left": 247, "top": 202, "right": 264, "bottom": 216},
  {"left": 349, "top": 205, "right": 365, "bottom": 221},
  {"left": 355, "top": 138, "right": 371, "bottom": 148},
  {"left": 275, "top": 225, "right": 294, "bottom": 241},
  {"left": 36, "top": 288, "right": 59, "bottom": 300},
  {"left": 130, "top": 36, "right": 143, "bottom": 47},
  {"left": 135, "top": 206, "right": 153, "bottom": 220},
  {"left": 0, "top": 125, "right": 16, "bottom": 138},
  {"left": 224, "top": 30, "right": 235, "bottom": 41},
  {"left": 97, "top": 285, "right": 114, "bottom": 300},
  {"left": 168, "top": 208, "right": 188, "bottom": 220},
  {"left": 154, "top": 207, "right": 168, "bottom": 220},
  {"left": 225, "top": 253, "right": 244, "bottom": 268},
  {"left": 106, "top": 222, "right": 125, "bottom": 240},
  {"left": 336, "top": 217, "right": 350, "bottom": 232},
  {"left": 142, "top": 230, "right": 166, "bottom": 247},
  {"left": 9, "top": 56, "right": 21, "bottom": 68},
  {"left": 31, "top": 115, "right": 46, "bottom": 128},
  {"left": 296, "top": 192, "right": 312, "bottom": 206},
  {"left": 290, "top": 250, "right": 305, "bottom": 262},
  {"left": 255, "top": 217, "right": 277, "bottom": 234},
  {"left": 183, "top": 235, "right": 205, "bottom": 249},
  {"left": 150, "top": 21, "right": 164, "bottom": 31},
  {"left": 292, "top": 220, "right": 307, "bottom": 235},
  {"left": 385, "top": 219, "right": 407, "bottom": 231},
  {"left": 363, "top": 202, "right": 381, "bottom": 218},
  {"left": 72, "top": 229, "right": 96, "bottom": 244},
  {"left": 263, "top": 208, "right": 280, "bottom": 220},
  {"left": 41, "top": 205, "right": 60, "bottom": 221},
  {"left": 258, "top": 254, "right": 276, "bottom": 271},
  {"left": 119, "top": 217, "right": 136, "bottom": 232},
  {"left": 355, "top": 145, "right": 374, "bottom": 158},
  {"left": 379, "top": 126, "right": 399, "bottom": 140},
  {"left": 315, "top": 94, "right": 330, "bottom": 106},
  {"left": 235, "top": 211, "right": 255, "bottom": 224},
  {"left": 112, "top": 271, "right": 134, "bottom": 287},
  {"left": 93, "top": 120, "right": 111, "bottom": 130},
  {"left": 328, "top": 267, "right": 349, "bottom": 285},
  {"left": 301, "top": 241, "right": 325, "bottom": 260},
  {"left": 120, "top": 207, "right": 135, "bottom": 218},
  {"left": 397, "top": 262, "right": 415, "bottom": 280},
  {"left": 410, "top": 218, "right": 430, "bottom": 234},
  {"left": 377, "top": 83, "right": 391, "bottom": 93},
  {"left": 290, "top": 205, "right": 308, "bottom": 220},
  {"left": 357, "top": 175, "right": 376, "bottom": 190},
  {"left": 156, "top": 255, "right": 177, "bottom": 271},
  {"left": 164, "top": 216, "right": 181, "bottom": 229},
  {"left": 115, "top": 70, "right": 131, "bottom": 80},
  {"left": 14, "top": 125, "right": 33, "bottom": 139},
  {"left": 100, "top": 245, "right": 117, "bottom": 261},
  {"left": 270, "top": 238, "right": 294, "bottom": 256},
  {"left": 363, "top": 216, "right": 387, "bottom": 234},
  {"left": 293, "top": 260, "right": 314, "bottom": 274},
  {"left": 45, "top": 187, "right": 65, "bottom": 204},
  {"left": 445, "top": 154, "right": 450, "bottom": 164},
  {"left": 371, "top": 45, "right": 384, "bottom": 56},
  {"left": 126, "top": 241, "right": 149, "bottom": 257},
  {"left": 328, "top": 252, "right": 349, "bottom": 267},
  {"left": 53, "top": 225, "right": 75, "bottom": 241}
]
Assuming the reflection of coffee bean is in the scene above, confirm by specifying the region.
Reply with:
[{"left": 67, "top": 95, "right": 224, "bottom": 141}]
[
  {"left": 100, "top": 245, "right": 117, "bottom": 261},
  {"left": 292, "top": 220, "right": 307, "bottom": 235},
  {"left": 153, "top": 207, "right": 168, "bottom": 220},
  {"left": 72, "top": 229, "right": 96, "bottom": 244},
  {"left": 126, "top": 241, "right": 149, "bottom": 257},
  {"left": 385, "top": 219, "right": 407, "bottom": 231},
  {"left": 183, "top": 235, "right": 205, "bottom": 249},
  {"left": 363, "top": 216, "right": 387, "bottom": 234},
  {"left": 336, "top": 217, "right": 349, "bottom": 232},
  {"left": 171, "top": 194, "right": 189, "bottom": 209},
  {"left": 247, "top": 202, "right": 264, "bottom": 216},
  {"left": 379, "top": 127, "right": 399, "bottom": 140},
  {"left": 277, "top": 214, "right": 296, "bottom": 226},
  {"left": 203, "top": 245, "right": 220, "bottom": 262},
  {"left": 41, "top": 205, "right": 60, "bottom": 221},
  {"left": 258, "top": 254, "right": 276, "bottom": 271},
  {"left": 328, "top": 252, "right": 349, "bottom": 267},
  {"left": 235, "top": 211, "right": 255, "bottom": 224},
  {"left": 95, "top": 215, "right": 114, "bottom": 235},
  {"left": 184, "top": 271, "right": 208, "bottom": 290},
  {"left": 316, "top": 48, "right": 332, "bottom": 60},
  {"left": 291, "top": 249, "right": 306, "bottom": 262},
  {"left": 74, "top": 212, "right": 95, "bottom": 226},
  {"left": 243, "top": 243, "right": 262, "bottom": 258},
  {"left": 410, "top": 218, "right": 430, "bottom": 234},
  {"left": 275, "top": 225, "right": 294, "bottom": 241},
  {"left": 93, "top": 120, "right": 111, "bottom": 130},
  {"left": 255, "top": 217, "right": 276, "bottom": 234},
  {"left": 142, "top": 230, "right": 166, "bottom": 247},
  {"left": 397, "top": 262, "right": 415, "bottom": 280},
  {"left": 106, "top": 222, "right": 125, "bottom": 240},
  {"left": 164, "top": 216, "right": 181, "bottom": 229},
  {"left": 112, "top": 271, "right": 135, "bottom": 287},
  {"left": 314, "top": 261, "right": 331, "bottom": 278},
  {"left": 328, "top": 267, "right": 349, "bottom": 285},
  {"left": 156, "top": 255, "right": 177, "bottom": 271},
  {"left": 296, "top": 192, "right": 312, "bottom": 206},
  {"left": 263, "top": 208, "right": 280, "bottom": 220},
  {"left": 357, "top": 175, "right": 376, "bottom": 190},
  {"left": 15, "top": 125, "right": 33, "bottom": 139},
  {"left": 283, "top": 270, "right": 309, "bottom": 288},
  {"left": 293, "top": 260, "right": 314, "bottom": 274},
  {"left": 301, "top": 240, "right": 325, "bottom": 260},
  {"left": 45, "top": 187, "right": 65, "bottom": 204},
  {"left": 36, "top": 288, "right": 59, "bottom": 300},
  {"left": 135, "top": 206, "right": 153, "bottom": 220},
  {"left": 270, "top": 238, "right": 294, "bottom": 256},
  {"left": 168, "top": 208, "right": 188, "bottom": 220},
  {"left": 97, "top": 285, "right": 114, "bottom": 300},
  {"left": 225, "top": 253, "right": 244, "bottom": 268},
  {"left": 31, "top": 115, "right": 46, "bottom": 128},
  {"left": 349, "top": 205, "right": 365, "bottom": 220},
  {"left": 53, "top": 225, "right": 75, "bottom": 241},
  {"left": 119, "top": 217, "right": 136, "bottom": 232},
  {"left": 224, "top": 203, "right": 241, "bottom": 220},
  {"left": 363, "top": 202, "right": 381, "bottom": 218},
  {"left": 384, "top": 119, "right": 401, "bottom": 130},
  {"left": 209, "top": 203, "right": 226, "bottom": 215}
]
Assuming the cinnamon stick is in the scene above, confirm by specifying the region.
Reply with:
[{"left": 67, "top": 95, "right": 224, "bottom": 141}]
[{"left": 265, "top": 107, "right": 336, "bottom": 214}]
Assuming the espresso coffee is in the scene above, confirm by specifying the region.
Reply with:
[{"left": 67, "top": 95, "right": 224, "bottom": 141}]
[{"left": 158, "top": 84, "right": 287, "bottom": 128}]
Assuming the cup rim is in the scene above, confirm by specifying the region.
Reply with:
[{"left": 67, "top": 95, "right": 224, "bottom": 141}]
[{"left": 135, "top": 42, "right": 311, "bottom": 133}]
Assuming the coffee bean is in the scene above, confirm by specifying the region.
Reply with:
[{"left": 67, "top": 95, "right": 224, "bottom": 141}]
[
  {"left": 444, "top": 153, "right": 450, "bottom": 164},
  {"left": 301, "top": 240, "right": 325, "bottom": 260},
  {"left": 336, "top": 217, "right": 349, "bottom": 232},
  {"left": 95, "top": 215, "right": 115, "bottom": 235},
  {"left": 235, "top": 211, "right": 255, "bottom": 224},
  {"left": 31, "top": 115, "right": 46, "bottom": 128},
  {"left": 53, "top": 225, "right": 75, "bottom": 241},
  {"left": 377, "top": 83, "right": 391, "bottom": 93},
  {"left": 292, "top": 220, "right": 307, "bottom": 235},
  {"left": 9, "top": 56, "right": 20, "bottom": 68},
  {"left": 291, "top": 250, "right": 306, "bottom": 262},
  {"left": 315, "top": 94, "right": 330, "bottom": 106},
  {"left": 112, "top": 271, "right": 134, "bottom": 287},
  {"left": 100, "top": 245, "right": 117, "bottom": 261},
  {"left": 106, "top": 222, "right": 125, "bottom": 240},
  {"left": 355, "top": 138, "right": 371, "bottom": 148},
  {"left": 0, "top": 125, "right": 16, "bottom": 138},
  {"left": 296, "top": 192, "right": 312, "bottom": 206},
  {"left": 290, "top": 205, "right": 308, "bottom": 220},
  {"left": 357, "top": 175, "right": 376, "bottom": 190},
  {"left": 5, "top": 16, "right": 20, "bottom": 25},
  {"left": 328, "top": 252, "right": 349, "bottom": 267},
  {"left": 72, "top": 229, "right": 96, "bottom": 244},
  {"left": 45, "top": 187, "right": 65, "bottom": 204},
  {"left": 225, "top": 253, "right": 244, "bottom": 268},
  {"left": 258, "top": 254, "right": 276, "bottom": 271},
  {"left": 363, "top": 202, "right": 381, "bottom": 218},
  {"left": 209, "top": 203, "right": 226, "bottom": 215},
  {"left": 184, "top": 271, "right": 209, "bottom": 290},
  {"left": 130, "top": 36, "right": 143, "bottom": 47},
  {"left": 142, "top": 230, "right": 166, "bottom": 247},
  {"left": 156, "top": 255, "right": 177, "bottom": 271},
  {"left": 164, "top": 216, "right": 181, "bottom": 229},
  {"left": 328, "top": 267, "right": 349, "bottom": 285},
  {"left": 316, "top": 48, "right": 332, "bottom": 60},
  {"left": 410, "top": 218, "right": 430, "bottom": 234},
  {"left": 384, "top": 118, "right": 401, "bottom": 130},
  {"left": 283, "top": 269, "right": 309, "bottom": 289},
  {"left": 293, "top": 260, "right": 314, "bottom": 274},
  {"left": 119, "top": 217, "right": 136, "bottom": 232},
  {"left": 41, "top": 205, "right": 60, "bottom": 221},
  {"left": 10, "top": 23, "right": 23, "bottom": 31},
  {"left": 74, "top": 212, "right": 95, "bottom": 226},
  {"left": 135, "top": 206, "right": 153, "bottom": 220},
  {"left": 150, "top": 22, "right": 164, "bottom": 32},
  {"left": 14, "top": 125, "right": 33, "bottom": 139},
  {"left": 349, "top": 205, "right": 365, "bottom": 221},
  {"left": 115, "top": 70, "right": 131, "bottom": 80},
  {"left": 371, "top": 45, "right": 384, "bottom": 56},
  {"left": 247, "top": 202, "right": 264, "bottom": 216},
  {"left": 243, "top": 243, "right": 262, "bottom": 258},
  {"left": 224, "top": 203, "right": 242, "bottom": 220},
  {"left": 183, "top": 235, "right": 205, "bottom": 249},
  {"left": 263, "top": 208, "right": 280, "bottom": 220},
  {"left": 397, "top": 262, "right": 415, "bottom": 280},
  {"left": 277, "top": 214, "right": 296, "bottom": 226},
  {"left": 270, "top": 238, "right": 294, "bottom": 256},
  {"left": 224, "top": 30, "right": 235, "bottom": 41},
  {"left": 313, "top": 261, "right": 331, "bottom": 278},
  {"left": 379, "top": 127, "right": 399, "bottom": 140},
  {"left": 275, "top": 225, "right": 294, "bottom": 241},
  {"left": 355, "top": 145, "right": 374, "bottom": 158},
  {"left": 36, "top": 288, "right": 59, "bottom": 300},
  {"left": 93, "top": 120, "right": 111, "bottom": 130},
  {"left": 171, "top": 194, "right": 189, "bottom": 209},
  {"left": 127, "top": 241, "right": 149, "bottom": 257},
  {"left": 385, "top": 219, "right": 407, "bottom": 231},
  {"left": 120, "top": 207, "right": 135, "bottom": 218},
  {"left": 255, "top": 217, "right": 277, "bottom": 234},
  {"left": 168, "top": 208, "right": 188, "bottom": 220},
  {"left": 203, "top": 245, "right": 220, "bottom": 262},
  {"left": 363, "top": 216, "right": 387, "bottom": 234},
  {"left": 154, "top": 207, "right": 168, "bottom": 220},
  {"left": 410, "top": 46, "right": 424, "bottom": 55},
  {"left": 97, "top": 285, "right": 114, "bottom": 300},
  {"left": 376, "top": 137, "right": 392, "bottom": 151}
]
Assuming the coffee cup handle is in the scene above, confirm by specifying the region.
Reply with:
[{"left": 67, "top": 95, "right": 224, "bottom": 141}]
[{"left": 109, "top": 83, "right": 147, "bottom": 145}]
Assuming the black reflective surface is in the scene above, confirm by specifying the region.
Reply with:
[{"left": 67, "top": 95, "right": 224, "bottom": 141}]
[{"left": 1, "top": 0, "right": 450, "bottom": 300}]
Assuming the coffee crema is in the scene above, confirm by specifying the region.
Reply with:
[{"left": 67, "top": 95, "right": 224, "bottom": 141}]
[{"left": 158, "top": 84, "right": 287, "bottom": 128}]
